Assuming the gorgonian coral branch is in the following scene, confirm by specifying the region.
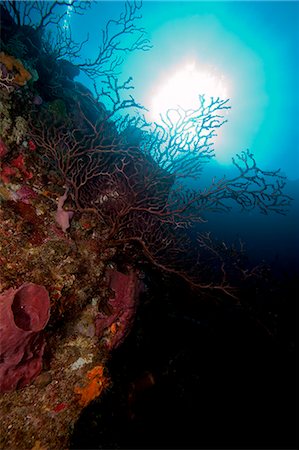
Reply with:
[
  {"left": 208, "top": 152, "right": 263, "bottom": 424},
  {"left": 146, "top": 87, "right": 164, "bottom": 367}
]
[
  {"left": 140, "top": 95, "right": 230, "bottom": 178},
  {"left": 30, "top": 83, "right": 291, "bottom": 299},
  {"left": 77, "top": 1, "right": 151, "bottom": 80},
  {"left": 183, "top": 150, "right": 292, "bottom": 215}
]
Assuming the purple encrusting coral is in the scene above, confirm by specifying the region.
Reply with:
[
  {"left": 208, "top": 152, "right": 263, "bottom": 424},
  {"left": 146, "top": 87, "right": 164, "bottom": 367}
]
[{"left": 0, "top": 283, "right": 50, "bottom": 393}]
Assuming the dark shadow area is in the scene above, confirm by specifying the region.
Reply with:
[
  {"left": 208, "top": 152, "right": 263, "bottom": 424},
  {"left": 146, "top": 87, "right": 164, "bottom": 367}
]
[{"left": 71, "top": 268, "right": 297, "bottom": 449}]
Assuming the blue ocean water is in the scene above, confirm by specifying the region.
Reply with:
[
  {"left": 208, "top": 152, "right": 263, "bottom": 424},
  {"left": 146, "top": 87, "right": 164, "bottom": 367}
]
[
  {"left": 66, "top": 1, "right": 299, "bottom": 268},
  {"left": 70, "top": 1, "right": 299, "bottom": 177}
]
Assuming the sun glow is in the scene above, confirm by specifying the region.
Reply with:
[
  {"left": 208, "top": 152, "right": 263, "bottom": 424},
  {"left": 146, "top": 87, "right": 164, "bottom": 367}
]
[
  {"left": 63, "top": 0, "right": 73, "bottom": 29},
  {"left": 151, "top": 62, "right": 228, "bottom": 122}
]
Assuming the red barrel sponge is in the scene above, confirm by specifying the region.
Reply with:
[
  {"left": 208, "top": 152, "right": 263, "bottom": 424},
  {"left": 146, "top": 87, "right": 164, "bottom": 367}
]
[{"left": 0, "top": 283, "right": 50, "bottom": 393}]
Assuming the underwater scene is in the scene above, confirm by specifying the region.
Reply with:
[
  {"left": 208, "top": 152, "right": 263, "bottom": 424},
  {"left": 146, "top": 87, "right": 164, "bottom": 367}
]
[{"left": 0, "top": 1, "right": 298, "bottom": 449}]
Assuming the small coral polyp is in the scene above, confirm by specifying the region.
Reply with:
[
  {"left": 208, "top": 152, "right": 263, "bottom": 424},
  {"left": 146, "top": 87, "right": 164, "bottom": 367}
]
[{"left": 0, "top": 283, "right": 50, "bottom": 393}]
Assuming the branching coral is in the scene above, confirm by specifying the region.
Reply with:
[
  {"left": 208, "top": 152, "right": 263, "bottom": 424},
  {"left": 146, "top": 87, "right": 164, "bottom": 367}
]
[{"left": 29, "top": 95, "right": 292, "bottom": 298}]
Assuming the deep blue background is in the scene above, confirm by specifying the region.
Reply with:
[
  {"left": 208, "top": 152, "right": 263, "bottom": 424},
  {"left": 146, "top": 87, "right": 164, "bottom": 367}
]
[{"left": 68, "top": 1, "right": 299, "bottom": 268}]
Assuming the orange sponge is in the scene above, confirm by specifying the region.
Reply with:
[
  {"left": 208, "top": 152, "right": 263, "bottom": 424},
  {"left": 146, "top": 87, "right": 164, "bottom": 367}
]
[
  {"left": 0, "top": 52, "right": 32, "bottom": 86},
  {"left": 74, "top": 365, "right": 109, "bottom": 407}
]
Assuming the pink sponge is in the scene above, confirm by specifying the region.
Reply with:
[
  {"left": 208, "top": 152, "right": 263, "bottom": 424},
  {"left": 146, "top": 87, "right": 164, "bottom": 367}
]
[{"left": 0, "top": 283, "right": 50, "bottom": 393}]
